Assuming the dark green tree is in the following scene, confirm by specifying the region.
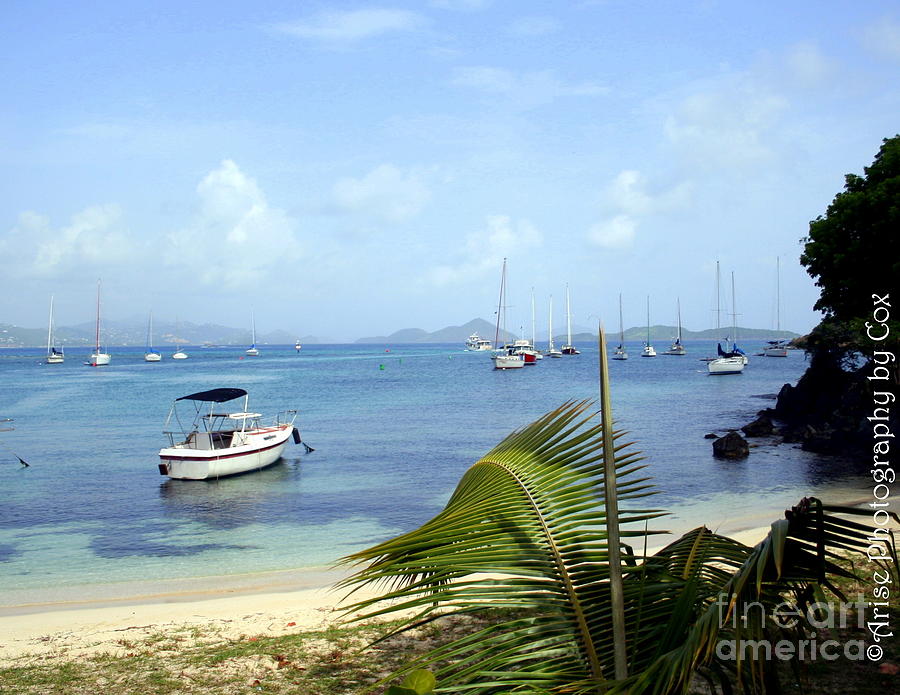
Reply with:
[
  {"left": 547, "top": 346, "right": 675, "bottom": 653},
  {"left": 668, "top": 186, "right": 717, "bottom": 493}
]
[{"left": 800, "top": 135, "right": 900, "bottom": 357}]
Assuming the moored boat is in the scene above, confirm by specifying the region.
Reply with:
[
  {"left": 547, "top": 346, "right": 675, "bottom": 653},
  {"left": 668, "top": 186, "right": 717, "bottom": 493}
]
[
  {"left": 465, "top": 333, "right": 492, "bottom": 351},
  {"left": 159, "top": 388, "right": 299, "bottom": 480},
  {"left": 612, "top": 293, "right": 628, "bottom": 360},
  {"left": 662, "top": 298, "right": 686, "bottom": 355},
  {"left": 46, "top": 295, "right": 64, "bottom": 364},
  {"left": 86, "top": 280, "right": 111, "bottom": 366},
  {"left": 491, "top": 259, "right": 525, "bottom": 370},
  {"left": 640, "top": 296, "right": 656, "bottom": 357},
  {"left": 560, "top": 284, "right": 580, "bottom": 355},
  {"left": 144, "top": 311, "right": 161, "bottom": 362}
]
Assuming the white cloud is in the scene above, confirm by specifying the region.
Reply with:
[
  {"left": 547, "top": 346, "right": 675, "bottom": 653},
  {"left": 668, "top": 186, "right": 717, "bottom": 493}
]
[
  {"left": 332, "top": 164, "right": 431, "bottom": 222},
  {"left": 784, "top": 42, "right": 831, "bottom": 87},
  {"left": 588, "top": 215, "right": 637, "bottom": 249},
  {"left": 2, "top": 205, "right": 135, "bottom": 277},
  {"left": 428, "top": 215, "right": 542, "bottom": 286},
  {"left": 166, "top": 160, "right": 301, "bottom": 287},
  {"left": 274, "top": 9, "right": 425, "bottom": 42},
  {"left": 861, "top": 17, "right": 900, "bottom": 60},
  {"left": 451, "top": 66, "right": 606, "bottom": 108},
  {"left": 587, "top": 170, "right": 692, "bottom": 249}
]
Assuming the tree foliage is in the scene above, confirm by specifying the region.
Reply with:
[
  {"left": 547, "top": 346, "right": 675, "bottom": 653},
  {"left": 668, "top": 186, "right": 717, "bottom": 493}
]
[{"left": 800, "top": 135, "right": 900, "bottom": 354}]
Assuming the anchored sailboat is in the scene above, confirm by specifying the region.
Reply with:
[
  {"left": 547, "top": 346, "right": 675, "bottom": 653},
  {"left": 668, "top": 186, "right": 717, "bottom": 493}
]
[
  {"left": 86, "top": 280, "right": 111, "bottom": 366},
  {"left": 763, "top": 257, "right": 788, "bottom": 357},
  {"left": 246, "top": 311, "right": 259, "bottom": 356},
  {"left": 491, "top": 259, "right": 524, "bottom": 370},
  {"left": 560, "top": 284, "right": 580, "bottom": 355},
  {"left": 612, "top": 293, "right": 628, "bottom": 360},
  {"left": 640, "top": 296, "right": 656, "bottom": 357},
  {"left": 707, "top": 263, "right": 744, "bottom": 375},
  {"left": 45, "top": 295, "right": 64, "bottom": 364},
  {"left": 145, "top": 312, "right": 161, "bottom": 362},
  {"left": 662, "top": 298, "right": 686, "bottom": 355},
  {"left": 547, "top": 295, "right": 562, "bottom": 357}
]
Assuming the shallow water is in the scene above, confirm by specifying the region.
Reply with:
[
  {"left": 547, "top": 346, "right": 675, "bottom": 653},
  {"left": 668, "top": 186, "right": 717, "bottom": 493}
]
[{"left": 0, "top": 342, "right": 867, "bottom": 603}]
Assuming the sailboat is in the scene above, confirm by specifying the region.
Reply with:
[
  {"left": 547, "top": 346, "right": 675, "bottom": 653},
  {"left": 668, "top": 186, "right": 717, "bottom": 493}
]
[
  {"left": 662, "top": 298, "right": 686, "bottom": 355},
  {"left": 640, "top": 296, "right": 656, "bottom": 356},
  {"left": 246, "top": 311, "right": 259, "bottom": 356},
  {"left": 547, "top": 295, "right": 562, "bottom": 357},
  {"left": 87, "top": 280, "right": 111, "bottom": 366},
  {"left": 491, "top": 258, "right": 525, "bottom": 370},
  {"left": 172, "top": 316, "right": 188, "bottom": 360},
  {"left": 45, "top": 295, "right": 64, "bottom": 364},
  {"left": 707, "top": 263, "right": 744, "bottom": 375},
  {"left": 560, "top": 284, "right": 580, "bottom": 355},
  {"left": 612, "top": 293, "right": 627, "bottom": 360},
  {"left": 144, "top": 312, "right": 161, "bottom": 362},
  {"left": 763, "top": 257, "right": 788, "bottom": 357},
  {"left": 295, "top": 339, "right": 303, "bottom": 352}
]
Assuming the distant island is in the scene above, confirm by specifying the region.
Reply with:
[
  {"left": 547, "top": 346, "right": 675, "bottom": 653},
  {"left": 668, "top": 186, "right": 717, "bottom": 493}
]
[{"left": 0, "top": 316, "right": 798, "bottom": 349}]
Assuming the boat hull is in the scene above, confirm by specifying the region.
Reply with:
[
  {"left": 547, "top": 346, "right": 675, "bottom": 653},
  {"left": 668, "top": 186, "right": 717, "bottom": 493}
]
[
  {"left": 159, "top": 425, "right": 293, "bottom": 480},
  {"left": 145, "top": 352, "right": 162, "bottom": 362},
  {"left": 46, "top": 355, "right": 64, "bottom": 364},
  {"left": 763, "top": 347, "right": 787, "bottom": 357},
  {"left": 707, "top": 357, "right": 745, "bottom": 375},
  {"left": 492, "top": 354, "right": 525, "bottom": 369},
  {"left": 88, "top": 353, "right": 111, "bottom": 366}
]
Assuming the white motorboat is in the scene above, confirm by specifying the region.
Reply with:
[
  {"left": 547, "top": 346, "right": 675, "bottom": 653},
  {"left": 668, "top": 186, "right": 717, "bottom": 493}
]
[
  {"left": 465, "top": 333, "right": 492, "bottom": 351},
  {"left": 295, "top": 339, "right": 303, "bottom": 352},
  {"left": 640, "top": 296, "right": 656, "bottom": 357},
  {"left": 560, "top": 284, "right": 580, "bottom": 355},
  {"left": 547, "top": 296, "right": 562, "bottom": 357},
  {"left": 662, "top": 298, "right": 686, "bottom": 355},
  {"left": 491, "top": 259, "right": 524, "bottom": 370},
  {"left": 246, "top": 311, "right": 259, "bottom": 356},
  {"left": 144, "top": 311, "right": 161, "bottom": 362},
  {"left": 45, "top": 295, "right": 64, "bottom": 364},
  {"left": 159, "top": 388, "right": 299, "bottom": 480},
  {"left": 763, "top": 257, "right": 788, "bottom": 357},
  {"left": 87, "top": 280, "right": 111, "bottom": 366},
  {"left": 612, "top": 293, "right": 628, "bottom": 360},
  {"left": 708, "top": 265, "right": 745, "bottom": 375}
]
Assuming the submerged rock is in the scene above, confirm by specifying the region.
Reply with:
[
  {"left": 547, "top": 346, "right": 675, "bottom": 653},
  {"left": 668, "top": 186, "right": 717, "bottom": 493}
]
[
  {"left": 713, "top": 431, "right": 749, "bottom": 459},
  {"left": 703, "top": 433, "right": 718, "bottom": 439}
]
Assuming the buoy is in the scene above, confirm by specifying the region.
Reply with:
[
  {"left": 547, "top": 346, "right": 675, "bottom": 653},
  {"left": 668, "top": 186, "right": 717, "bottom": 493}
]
[{"left": 379, "top": 364, "right": 385, "bottom": 370}]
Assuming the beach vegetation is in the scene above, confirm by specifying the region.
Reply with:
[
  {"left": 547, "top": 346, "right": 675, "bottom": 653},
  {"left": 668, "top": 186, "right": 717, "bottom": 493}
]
[{"left": 339, "top": 398, "right": 897, "bottom": 694}]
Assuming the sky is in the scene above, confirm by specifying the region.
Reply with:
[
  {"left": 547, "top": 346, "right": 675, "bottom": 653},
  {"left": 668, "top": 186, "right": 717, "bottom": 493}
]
[{"left": 2, "top": 1, "right": 898, "bottom": 341}]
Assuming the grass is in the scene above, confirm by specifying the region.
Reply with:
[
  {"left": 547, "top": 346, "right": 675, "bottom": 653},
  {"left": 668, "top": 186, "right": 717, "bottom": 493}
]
[{"left": 2, "top": 561, "right": 896, "bottom": 694}]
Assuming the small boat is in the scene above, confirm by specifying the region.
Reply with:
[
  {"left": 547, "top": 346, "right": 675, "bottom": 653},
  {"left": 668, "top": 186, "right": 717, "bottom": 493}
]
[
  {"left": 246, "top": 311, "right": 259, "bottom": 356},
  {"left": 547, "top": 296, "right": 562, "bottom": 357},
  {"left": 707, "top": 265, "right": 744, "bottom": 375},
  {"left": 159, "top": 388, "right": 299, "bottom": 480},
  {"left": 45, "top": 295, "right": 64, "bottom": 364},
  {"left": 86, "top": 280, "right": 111, "bottom": 366},
  {"left": 662, "top": 298, "right": 686, "bottom": 355},
  {"left": 763, "top": 257, "right": 788, "bottom": 357},
  {"left": 491, "top": 259, "right": 524, "bottom": 370},
  {"left": 172, "top": 316, "right": 188, "bottom": 359},
  {"left": 295, "top": 340, "right": 303, "bottom": 352},
  {"left": 560, "top": 284, "right": 580, "bottom": 355},
  {"left": 465, "top": 333, "right": 492, "bottom": 351},
  {"left": 640, "top": 296, "right": 656, "bottom": 357},
  {"left": 144, "top": 312, "right": 161, "bottom": 362},
  {"left": 612, "top": 293, "right": 628, "bottom": 360}
]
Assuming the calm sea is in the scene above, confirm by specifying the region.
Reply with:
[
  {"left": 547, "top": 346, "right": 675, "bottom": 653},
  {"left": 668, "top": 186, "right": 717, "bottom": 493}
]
[{"left": 0, "top": 342, "right": 866, "bottom": 605}]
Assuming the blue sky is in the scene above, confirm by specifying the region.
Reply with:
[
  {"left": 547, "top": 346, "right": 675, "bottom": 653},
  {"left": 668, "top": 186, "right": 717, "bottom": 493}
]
[{"left": 2, "top": 1, "right": 898, "bottom": 341}]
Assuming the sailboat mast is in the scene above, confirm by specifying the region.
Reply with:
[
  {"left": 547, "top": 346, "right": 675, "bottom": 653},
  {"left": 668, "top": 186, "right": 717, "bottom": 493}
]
[
  {"left": 548, "top": 296, "right": 554, "bottom": 350},
  {"left": 731, "top": 271, "right": 738, "bottom": 340},
  {"left": 95, "top": 280, "right": 101, "bottom": 352},
  {"left": 531, "top": 288, "right": 536, "bottom": 347},
  {"left": 618, "top": 293, "right": 624, "bottom": 345},
  {"left": 677, "top": 298, "right": 682, "bottom": 341},
  {"left": 715, "top": 261, "right": 721, "bottom": 336},
  {"left": 494, "top": 259, "right": 506, "bottom": 348},
  {"left": 775, "top": 256, "right": 781, "bottom": 333},
  {"left": 47, "top": 295, "right": 54, "bottom": 356},
  {"left": 566, "top": 284, "right": 572, "bottom": 345},
  {"left": 646, "top": 296, "right": 650, "bottom": 344}
]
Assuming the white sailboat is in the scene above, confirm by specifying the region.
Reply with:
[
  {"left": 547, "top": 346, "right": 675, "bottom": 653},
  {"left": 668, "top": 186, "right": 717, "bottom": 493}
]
[
  {"left": 295, "top": 339, "right": 303, "bottom": 352},
  {"left": 763, "top": 256, "right": 788, "bottom": 357},
  {"left": 172, "top": 316, "right": 188, "bottom": 359},
  {"left": 547, "top": 295, "right": 562, "bottom": 357},
  {"left": 560, "top": 284, "right": 580, "bottom": 355},
  {"left": 707, "top": 263, "right": 744, "bottom": 375},
  {"left": 662, "top": 298, "right": 686, "bottom": 355},
  {"left": 612, "top": 293, "right": 628, "bottom": 360},
  {"left": 640, "top": 296, "right": 656, "bottom": 357},
  {"left": 144, "top": 312, "right": 161, "bottom": 362},
  {"left": 246, "top": 311, "right": 259, "bottom": 356},
  {"left": 87, "top": 280, "right": 111, "bottom": 366},
  {"left": 491, "top": 258, "right": 525, "bottom": 370},
  {"left": 45, "top": 295, "right": 64, "bottom": 364}
]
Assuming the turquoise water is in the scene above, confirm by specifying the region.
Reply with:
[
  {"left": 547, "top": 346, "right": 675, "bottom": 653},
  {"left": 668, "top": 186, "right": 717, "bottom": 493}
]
[{"left": 0, "top": 342, "right": 865, "bottom": 602}]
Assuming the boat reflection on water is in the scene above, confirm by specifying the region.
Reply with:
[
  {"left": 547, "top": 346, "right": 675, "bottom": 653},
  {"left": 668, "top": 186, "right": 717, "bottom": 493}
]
[{"left": 158, "top": 456, "right": 304, "bottom": 529}]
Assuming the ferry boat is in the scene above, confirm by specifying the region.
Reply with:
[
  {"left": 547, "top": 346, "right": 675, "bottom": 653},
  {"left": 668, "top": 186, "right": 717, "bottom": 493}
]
[{"left": 159, "top": 388, "right": 299, "bottom": 480}]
